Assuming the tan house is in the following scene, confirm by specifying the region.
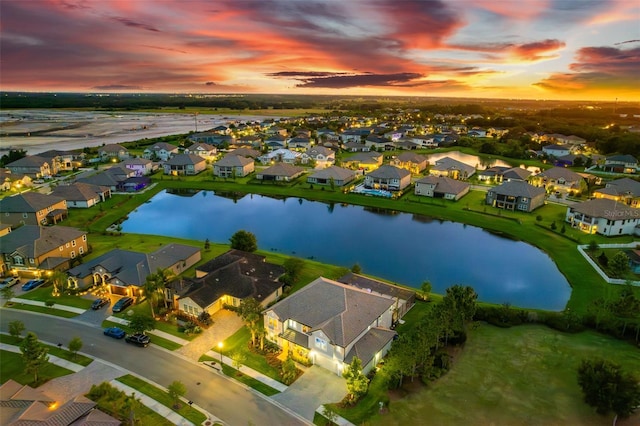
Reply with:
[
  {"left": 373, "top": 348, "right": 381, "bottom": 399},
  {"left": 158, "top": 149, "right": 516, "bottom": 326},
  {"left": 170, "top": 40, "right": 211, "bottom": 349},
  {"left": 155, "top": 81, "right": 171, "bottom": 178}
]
[
  {"left": 364, "top": 165, "right": 411, "bottom": 191},
  {"left": 214, "top": 155, "right": 255, "bottom": 178},
  {"left": 593, "top": 177, "right": 640, "bottom": 208},
  {"left": 168, "top": 250, "right": 285, "bottom": 318},
  {"left": 0, "top": 168, "right": 32, "bottom": 191},
  {"left": 0, "top": 225, "right": 87, "bottom": 278},
  {"left": 163, "top": 154, "right": 207, "bottom": 176},
  {"left": 391, "top": 152, "right": 428, "bottom": 174},
  {"left": 50, "top": 182, "right": 111, "bottom": 208},
  {"left": 256, "top": 163, "right": 305, "bottom": 181},
  {"left": 415, "top": 175, "right": 470, "bottom": 200},
  {"left": 99, "top": 144, "right": 130, "bottom": 161},
  {"left": 184, "top": 142, "right": 218, "bottom": 161},
  {"left": 5, "top": 156, "right": 53, "bottom": 179},
  {"left": 342, "top": 152, "right": 383, "bottom": 171},
  {"left": 0, "top": 192, "right": 68, "bottom": 226}
]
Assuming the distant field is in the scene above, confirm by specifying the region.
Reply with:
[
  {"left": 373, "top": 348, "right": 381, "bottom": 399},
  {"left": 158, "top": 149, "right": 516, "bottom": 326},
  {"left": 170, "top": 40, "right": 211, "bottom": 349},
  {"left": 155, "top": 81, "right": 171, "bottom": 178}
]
[
  {"left": 367, "top": 324, "right": 640, "bottom": 426},
  {"left": 133, "top": 106, "right": 330, "bottom": 116}
]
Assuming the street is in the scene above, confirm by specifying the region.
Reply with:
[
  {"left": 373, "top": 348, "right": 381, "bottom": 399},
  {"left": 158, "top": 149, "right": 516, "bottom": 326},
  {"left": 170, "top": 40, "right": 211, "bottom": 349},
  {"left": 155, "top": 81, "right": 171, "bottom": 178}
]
[{"left": 0, "top": 308, "right": 308, "bottom": 426}]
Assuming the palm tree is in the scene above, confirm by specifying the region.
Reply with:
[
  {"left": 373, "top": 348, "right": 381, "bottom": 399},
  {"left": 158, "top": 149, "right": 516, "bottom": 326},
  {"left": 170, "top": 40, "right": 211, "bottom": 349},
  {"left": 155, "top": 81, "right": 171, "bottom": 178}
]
[
  {"left": 154, "top": 268, "right": 176, "bottom": 309},
  {"left": 143, "top": 274, "right": 159, "bottom": 318}
]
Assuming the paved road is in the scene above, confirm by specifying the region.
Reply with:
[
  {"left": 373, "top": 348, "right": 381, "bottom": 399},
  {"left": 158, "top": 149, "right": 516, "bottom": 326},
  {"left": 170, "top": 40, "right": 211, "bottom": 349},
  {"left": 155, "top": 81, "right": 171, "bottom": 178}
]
[{"left": 0, "top": 309, "right": 308, "bottom": 426}]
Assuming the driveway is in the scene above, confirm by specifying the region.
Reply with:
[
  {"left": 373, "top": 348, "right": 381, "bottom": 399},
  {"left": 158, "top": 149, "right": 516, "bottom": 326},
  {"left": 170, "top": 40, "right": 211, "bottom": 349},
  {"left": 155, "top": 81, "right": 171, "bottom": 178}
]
[
  {"left": 176, "top": 309, "right": 243, "bottom": 361},
  {"left": 272, "top": 366, "right": 347, "bottom": 421}
]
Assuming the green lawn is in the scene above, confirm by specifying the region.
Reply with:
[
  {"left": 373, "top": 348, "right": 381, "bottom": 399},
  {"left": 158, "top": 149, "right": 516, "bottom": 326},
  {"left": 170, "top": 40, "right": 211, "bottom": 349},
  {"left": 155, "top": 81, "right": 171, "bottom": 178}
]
[
  {"left": 0, "top": 334, "right": 93, "bottom": 366},
  {"left": 18, "top": 287, "right": 94, "bottom": 309},
  {"left": 220, "top": 326, "right": 283, "bottom": 382},
  {"left": 361, "top": 324, "right": 640, "bottom": 426},
  {"left": 4, "top": 302, "right": 80, "bottom": 318},
  {"left": 0, "top": 350, "right": 75, "bottom": 386},
  {"left": 117, "top": 374, "right": 208, "bottom": 425}
]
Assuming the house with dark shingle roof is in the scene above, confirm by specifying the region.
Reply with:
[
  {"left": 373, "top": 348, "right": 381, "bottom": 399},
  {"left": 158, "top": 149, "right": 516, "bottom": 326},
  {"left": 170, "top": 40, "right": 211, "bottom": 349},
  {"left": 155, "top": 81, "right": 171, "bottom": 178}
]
[
  {"left": 67, "top": 243, "right": 201, "bottom": 294},
  {"left": 486, "top": 180, "right": 546, "bottom": 212},
  {"left": 603, "top": 154, "right": 638, "bottom": 174},
  {"left": 415, "top": 175, "right": 470, "bottom": 200},
  {"left": 228, "top": 147, "right": 261, "bottom": 158},
  {"left": 342, "top": 152, "right": 383, "bottom": 171},
  {"left": 163, "top": 153, "right": 207, "bottom": 175},
  {"left": 0, "top": 192, "right": 68, "bottom": 226},
  {"left": 256, "top": 163, "right": 305, "bottom": 181},
  {"left": 50, "top": 182, "right": 111, "bottom": 208},
  {"left": 364, "top": 165, "right": 411, "bottom": 191},
  {"left": 565, "top": 198, "right": 640, "bottom": 236},
  {"left": 143, "top": 142, "right": 179, "bottom": 161},
  {"left": 263, "top": 277, "right": 396, "bottom": 376},
  {"left": 168, "top": 250, "right": 285, "bottom": 317},
  {"left": 301, "top": 146, "right": 335, "bottom": 166},
  {"left": 184, "top": 142, "right": 217, "bottom": 161},
  {"left": 593, "top": 177, "right": 640, "bottom": 208},
  {"left": 307, "top": 166, "right": 357, "bottom": 186},
  {"left": 0, "top": 168, "right": 32, "bottom": 191},
  {"left": 0, "top": 225, "right": 87, "bottom": 277},
  {"left": 99, "top": 143, "right": 130, "bottom": 160}
]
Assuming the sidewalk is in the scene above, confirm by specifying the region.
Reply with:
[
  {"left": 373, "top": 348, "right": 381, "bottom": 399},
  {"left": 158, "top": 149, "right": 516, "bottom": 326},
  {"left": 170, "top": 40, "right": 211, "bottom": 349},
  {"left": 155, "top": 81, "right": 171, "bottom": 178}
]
[
  {"left": 111, "top": 381, "right": 194, "bottom": 426},
  {"left": 203, "top": 350, "right": 288, "bottom": 392},
  {"left": 9, "top": 297, "right": 86, "bottom": 314}
]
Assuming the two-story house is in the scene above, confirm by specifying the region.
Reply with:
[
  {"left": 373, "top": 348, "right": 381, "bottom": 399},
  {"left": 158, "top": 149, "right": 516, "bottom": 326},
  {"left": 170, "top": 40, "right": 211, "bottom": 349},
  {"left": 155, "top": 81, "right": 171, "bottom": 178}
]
[
  {"left": 415, "top": 176, "right": 470, "bottom": 200},
  {"left": 50, "top": 182, "right": 111, "bottom": 208},
  {"left": 213, "top": 155, "right": 255, "bottom": 178},
  {"left": 99, "top": 144, "right": 130, "bottom": 161},
  {"left": 0, "top": 225, "right": 87, "bottom": 278},
  {"left": 301, "top": 146, "right": 335, "bottom": 167},
  {"left": 121, "top": 158, "right": 154, "bottom": 176},
  {"left": 390, "top": 152, "right": 428, "bottom": 174},
  {"left": 530, "top": 167, "right": 586, "bottom": 195},
  {"left": 263, "top": 277, "right": 397, "bottom": 376},
  {"left": 307, "top": 166, "right": 357, "bottom": 187},
  {"left": 364, "top": 165, "right": 411, "bottom": 191},
  {"left": 163, "top": 154, "right": 207, "bottom": 176},
  {"left": 144, "top": 142, "right": 179, "bottom": 161},
  {"left": 566, "top": 198, "right": 640, "bottom": 236},
  {"left": 5, "top": 156, "right": 52, "bottom": 179},
  {"left": 429, "top": 157, "right": 475, "bottom": 180},
  {"left": 593, "top": 178, "right": 640, "bottom": 208},
  {"left": 486, "top": 180, "right": 546, "bottom": 212},
  {"left": 0, "top": 192, "right": 68, "bottom": 226},
  {"left": 184, "top": 143, "right": 217, "bottom": 161},
  {"left": 603, "top": 154, "right": 638, "bottom": 174}
]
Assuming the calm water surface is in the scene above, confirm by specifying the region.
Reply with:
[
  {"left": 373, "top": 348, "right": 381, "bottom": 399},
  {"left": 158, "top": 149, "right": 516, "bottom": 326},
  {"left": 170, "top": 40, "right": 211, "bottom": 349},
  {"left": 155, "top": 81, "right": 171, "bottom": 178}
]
[{"left": 122, "top": 190, "right": 571, "bottom": 310}]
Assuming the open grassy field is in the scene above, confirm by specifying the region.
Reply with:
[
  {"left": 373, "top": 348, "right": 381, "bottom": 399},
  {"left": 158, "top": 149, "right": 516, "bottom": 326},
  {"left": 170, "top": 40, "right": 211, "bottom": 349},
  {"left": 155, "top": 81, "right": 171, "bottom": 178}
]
[
  {"left": 0, "top": 350, "right": 75, "bottom": 386},
  {"left": 365, "top": 324, "right": 640, "bottom": 426}
]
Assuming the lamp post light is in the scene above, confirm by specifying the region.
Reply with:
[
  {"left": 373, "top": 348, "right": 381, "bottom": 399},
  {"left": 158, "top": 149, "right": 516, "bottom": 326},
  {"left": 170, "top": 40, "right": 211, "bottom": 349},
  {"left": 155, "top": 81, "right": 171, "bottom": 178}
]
[{"left": 218, "top": 342, "right": 223, "bottom": 367}]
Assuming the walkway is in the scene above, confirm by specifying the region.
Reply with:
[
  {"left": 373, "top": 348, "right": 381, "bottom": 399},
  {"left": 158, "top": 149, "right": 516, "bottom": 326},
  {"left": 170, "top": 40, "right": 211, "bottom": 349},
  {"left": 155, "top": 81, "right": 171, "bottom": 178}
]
[{"left": 3, "top": 300, "right": 354, "bottom": 425}]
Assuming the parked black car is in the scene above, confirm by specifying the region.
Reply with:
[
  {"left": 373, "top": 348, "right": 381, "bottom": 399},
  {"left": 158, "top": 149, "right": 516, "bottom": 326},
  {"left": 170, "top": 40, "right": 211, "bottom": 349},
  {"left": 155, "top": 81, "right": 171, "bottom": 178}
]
[
  {"left": 112, "top": 297, "right": 133, "bottom": 313},
  {"left": 125, "top": 333, "right": 150, "bottom": 347},
  {"left": 91, "top": 298, "right": 110, "bottom": 310}
]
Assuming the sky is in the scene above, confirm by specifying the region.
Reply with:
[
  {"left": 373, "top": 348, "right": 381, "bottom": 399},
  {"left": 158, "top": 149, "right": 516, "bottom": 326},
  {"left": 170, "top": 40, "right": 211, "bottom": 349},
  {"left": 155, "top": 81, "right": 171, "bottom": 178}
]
[{"left": 1, "top": 0, "right": 639, "bottom": 101}]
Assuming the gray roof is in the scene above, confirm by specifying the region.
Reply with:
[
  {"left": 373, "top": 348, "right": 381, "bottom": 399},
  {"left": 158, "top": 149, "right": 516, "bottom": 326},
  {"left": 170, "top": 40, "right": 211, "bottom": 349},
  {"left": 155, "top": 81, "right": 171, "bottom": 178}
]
[
  {"left": 366, "top": 165, "right": 410, "bottom": 180},
  {"left": 100, "top": 144, "right": 127, "bottom": 153},
  {"left": 600, "top": 177, "right": 640, "bottom": 197},
  {"left": 259, "top": 163, "right": 305, "bottom": 178},
  {"left": 267, "top": 277, "right": 394, "bottom": 347},
  {"left": 570, "top": 198, "right": 639, "bottom": 219},
  {"left": 344, "top": 327, "right": 396, "bottom": 366},
  {"left": 432, "top": 157, "right": 475, "bottom": 174},
  {"left": 6, "top": 156, "right": 49, "bottom": 168},
  {"left": 68, "top": 244, "right": 199, "bottom": 287},
  {"left": 606, "top": 154, "right": 637, "bottom": 163},
  {"left": 228, "top": 147, "right": 261, "bottom": 158},
  {"left": 396, "top": 152, "right": 427, "bottom": 164},
  {"left": 338, "top": 272, "right": 415, "bottom": 302},
  {"left": 502, "top": 167, "right": 532, "bottom": 181},
  {"left": 346, "top": 152, "right": 382, "bottom": 163},
  {"left": 165, "top": 153, "right": 206, "bottom": 166},
  {"left": 305, "top": 146, "right": 334, "bottom": 157},
  {"left": 147, "top": 142, "right": 178, "bottom": 152},
  {"left": 308, "top": 166, "right": 356, "bottom": 181},
  {"left": 50, "top": 182, "right": 109, "bottom": 202},
  {"left": 121, "top": 157, "right": 152, "bottom": 166},
  {"left": 416, "top": 175, "right": 470, "bottom": 195},
  {"left": 0, "top": 225, "right": 86, "bottom": 259},
  {"left": 490, "top": 180, "right": 545, "bottom": 198},
  {"left": 0, "top": 192, "right": 65, "bottom": 213},
  {"left": 537, "top": 167, "right": 583, "bottom": 182},
  {"left": 215, "top": 155, "right": 254, "bottom": 167}
]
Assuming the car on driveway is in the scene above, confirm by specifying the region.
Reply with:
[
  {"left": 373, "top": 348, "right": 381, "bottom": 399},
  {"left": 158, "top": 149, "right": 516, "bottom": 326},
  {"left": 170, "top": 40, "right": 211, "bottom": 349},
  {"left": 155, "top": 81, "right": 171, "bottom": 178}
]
[
  {"left": 21, "top": 279, "right": 45, "bottom": 291},
  {"left": 112, "top": 297, "right": 134, "bottom": 313},
  {"left": 125, "top": 333, "right": 150, "bottom": 347},
  {"left": 91, "top": 297, "right": 110, "bottom": 310},
  {"left": 0, "top": 277, "right": 20, "bottom": 289},
  {"left": 103, "top": 327, "right": 126, "bottom": 339}
]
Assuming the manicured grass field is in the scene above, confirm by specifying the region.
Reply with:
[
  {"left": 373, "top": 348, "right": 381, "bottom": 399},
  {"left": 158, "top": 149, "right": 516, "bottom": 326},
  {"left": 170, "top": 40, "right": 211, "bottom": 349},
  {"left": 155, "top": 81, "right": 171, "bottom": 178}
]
[
  {"left": 366, "top": 324, "right": 640, "bottom": 426},
  {"left": 0, "top": 350, "right": 75, "bottom": 386},
  {"left": 18, "top": 287, "right": 94, "bottom": 309}
]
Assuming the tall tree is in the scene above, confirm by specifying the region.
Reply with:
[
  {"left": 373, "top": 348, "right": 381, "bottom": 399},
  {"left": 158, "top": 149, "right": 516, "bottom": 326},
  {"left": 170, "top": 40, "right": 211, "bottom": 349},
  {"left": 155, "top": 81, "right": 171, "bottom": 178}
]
[
  {"left": 441, "top": 284, "right": 478, "bottom": 333},
  {"left": 609, "top": 251, "right": 630, "bottom": 278},
  {"left": 20, "top": 332, "right": 49, "bottom": 384},
  {"left": 50, "top": 270, "right": 69, "bottom": 296},
  {"left": 577, "top": 358, "right": 640, "bottom": 420},
  {"left": 128, "top": 312, "right": 156, "bottom": 334},
  {"left": 143, "top": 273, "right": 159, "bottom": 318},
  {"left": 238, "top": 297, "right": 262, "bottom": 346},
  {"left": 229, "top": 230, "right": 258, "bottom": 252},
  {"left": 420, "top": 280, "right": 432, "bottom": 301},
  {"left": 342, "top": 356, "right": 369, "bottom": 405}
]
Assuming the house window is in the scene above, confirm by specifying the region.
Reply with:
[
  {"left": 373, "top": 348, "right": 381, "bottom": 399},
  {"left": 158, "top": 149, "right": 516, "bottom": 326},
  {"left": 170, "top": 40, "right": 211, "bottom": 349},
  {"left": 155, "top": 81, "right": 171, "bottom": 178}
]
[
  {"left": 13, "top": 256, "right": 24, "bottom": 265},
  {"left": 22, "top": 213, "right": 28, "bottom": 218},
  {"left": 268, "top": 317, "right": 278, "bottom": 329},
  {"left": 315, "top": 337, "right": 327, "bottom": 351},
  {"left": 66, "top": 243, "right": 70, "bottom": 248},
  {"left": 82, "top": 235, "right": 87, "bottom": 242},
  {"left": 29, "top": 258, "right": 35, "bottom": 264},
  {"left": 79, "top": 246, "right": 84, "bottom": 254},
  {"left": 71, "top": 251, "right": 76, "bottom": 258},
  {"left": 72, "top": 240, "right": 76, "bottom": 247}
]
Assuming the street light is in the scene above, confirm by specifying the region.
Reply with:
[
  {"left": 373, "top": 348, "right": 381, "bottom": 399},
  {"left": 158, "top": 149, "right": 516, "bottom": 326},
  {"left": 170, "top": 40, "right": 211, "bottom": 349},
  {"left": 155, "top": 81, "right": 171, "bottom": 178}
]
[{"left": 218, "top": 342, "right": 223, "bottom": 367}]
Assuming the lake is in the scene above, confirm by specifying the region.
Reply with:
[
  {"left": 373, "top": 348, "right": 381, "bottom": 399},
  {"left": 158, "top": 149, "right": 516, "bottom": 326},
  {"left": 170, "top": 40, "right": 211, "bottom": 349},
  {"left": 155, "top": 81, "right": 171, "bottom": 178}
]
[{"left": 121, "top": 190, "right": 571, "bottom": 310}]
